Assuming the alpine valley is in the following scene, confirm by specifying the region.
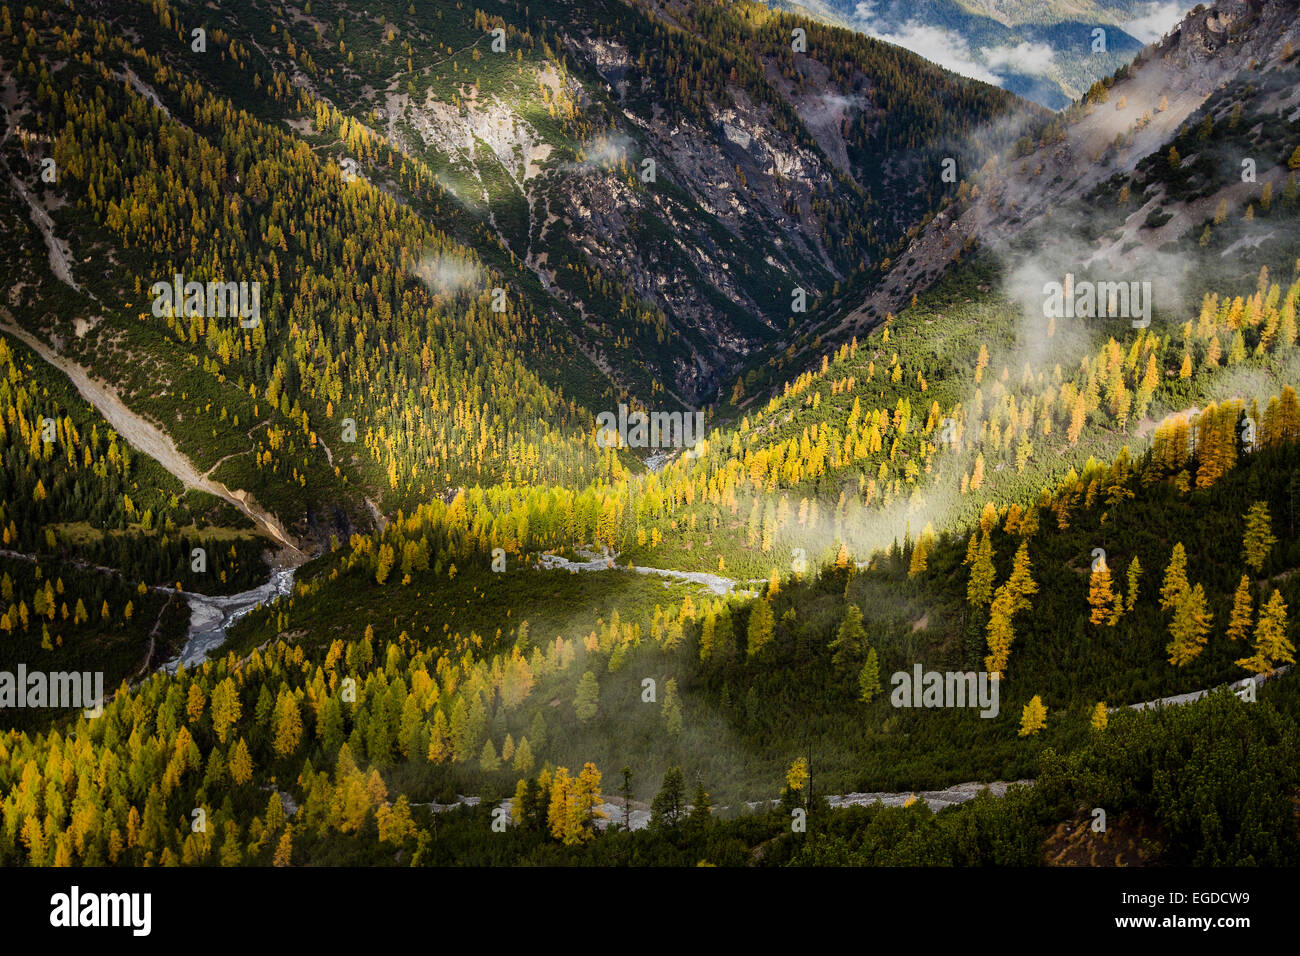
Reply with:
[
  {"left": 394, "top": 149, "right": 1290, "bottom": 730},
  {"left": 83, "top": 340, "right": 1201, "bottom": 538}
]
[{"left": 0, "top": 0, "right": 1298, "bottom": 870}]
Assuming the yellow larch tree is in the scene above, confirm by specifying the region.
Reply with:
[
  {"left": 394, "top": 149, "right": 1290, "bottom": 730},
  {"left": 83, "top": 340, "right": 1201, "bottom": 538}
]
[
  {"left": 1090, "top": 702, "right": 1108, "bottom": 731},
  {"left": 1159, "top": 543, "right": 1189, "bottom": 611},
  {"left": 1125, "top": 556, "right": 1142, "bottom": 611},
  {"left": 1167, "top": 583, "right": 1212, "bottom": 666},
  {"left": 1226, "top": 575, "right": 1254, "bottom": 643},
  {"left": 1088, "top": 566, "right": 1118, "bottom": 626},
  {"left": 1242, "top": 502, "right": 1277, "bottom": 573},
  {"left": 1019, "top": 696, "right": 1047, "bottom": 736},
  {"left": 1236, "top": 590, "right": 1293, "bottom": 674}
]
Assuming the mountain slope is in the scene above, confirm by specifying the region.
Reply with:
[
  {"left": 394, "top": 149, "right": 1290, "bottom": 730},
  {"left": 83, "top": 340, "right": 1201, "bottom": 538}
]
[{"left": 828, "top": 0, "right": 1300, "bottom": 345}]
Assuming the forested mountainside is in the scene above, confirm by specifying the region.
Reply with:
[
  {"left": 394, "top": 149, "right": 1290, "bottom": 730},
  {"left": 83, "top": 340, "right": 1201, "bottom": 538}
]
[
  {"left": 2, "top": 0, "right": 1028, "bottom": 520},
  {"left": 0, "top": 0, "right": 1298, "bottom": 871}
]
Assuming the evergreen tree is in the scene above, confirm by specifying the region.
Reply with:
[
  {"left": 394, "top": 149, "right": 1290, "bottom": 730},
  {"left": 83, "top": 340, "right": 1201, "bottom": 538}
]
[
  {"left": 687, "top": 780, "right": 712, "bottom": 835},
  {"left": 650, "top": 766, "right": 686, "bottom": 830},
  {"left": 662, "top": 678, "right": 683, "bottom": 737},
  {"left": 574, "top": 671, "right": 599, "bottom": 722},
  {"left": 829, "top": 604, "right": 867, "bottom": 666},
  {"left": 618, "top": 767, "right": 634, "bottom": 832},
  {"left": 858, "top": 648, "right": 881, "bottom": 703},
  {"left": 479, "top": 739, "right": 501, "bottom": 772},
  {"left": 512, "top": 736, "right": 534, "bottom": 773}
]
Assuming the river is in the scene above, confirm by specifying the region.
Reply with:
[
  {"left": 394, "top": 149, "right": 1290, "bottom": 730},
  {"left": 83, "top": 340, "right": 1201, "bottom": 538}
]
[
  {"left": 536, "top": 550, "right": 760, "bottom": 596},
  {"left": 159, "top": 566, "right": 297, "bottom": 673}
]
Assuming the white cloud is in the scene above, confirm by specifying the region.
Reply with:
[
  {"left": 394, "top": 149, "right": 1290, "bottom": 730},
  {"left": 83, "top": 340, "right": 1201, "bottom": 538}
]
[
  {"left": 584, "top": 134, "right": 630, "bottom": 168},
  {"left": 980, "top": 41, "right": 1056, "bottom": 77},
  {"left": 865, "top": 21, "right": 1002, "bottom": 85},
  {"left": 853, "top": 1, "right": 878, "bottom": 19},
  {"left": 413, "top": 253, "right": 482, "bottom": 296},
  {"left": 1124, "top": 1, "right": 1192, "bottom": 45}
]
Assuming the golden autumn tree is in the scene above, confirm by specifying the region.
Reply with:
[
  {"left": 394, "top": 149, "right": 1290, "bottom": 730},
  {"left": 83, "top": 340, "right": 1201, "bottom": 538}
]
[
  {"left": 272, "top": 690, "right": 303, "bottom": 757},
  {"left": 1159, "top": 543, "right": 1189, "bottom": 611},
  {"left": 1241, "top": 502, "right": 1277, "bottom": 573},
  {"left": 1087, "top": 565, "right": 1118, "bottom": 626},
  {"left": 746, "top": 598, "right": 774, "bottom": 657},
  {"left": 984, "top": 603, "right": 1016, "bottom": 677},
  {"left": 967, "top": 531, "right": 996, "bottom": 609},
  {"left": 1125, "top": 556, "right": 1142, "bottom": 611},
  {"left": 377, "top": 795, "right": 417, "bottom": 845},
  {"left": 547, "top": 766, "right": 572, "bottom": 841},
  {"left": 272, "top": 829, "right": 293, "bottom": 867},
  {"left": 230, "top": 737, "right": 253, "bottom": 785},
  {"left": 1090, "top": 702, "right": 1108, "bottom": 731},
  {"left": 834, "top": 542, "right": 851, "bottom": 569},
  {"left": 426, "top": 709, "right": 451, "bottom": 763},
  {"left": 211, "top": 677, "right": 241, "bottom": 744},
  {"left": 786, "top": 756, "right": 809, "bottom": 795},
  {"left": 185, "top": 682, "right": 206, "bottom": 724},
  {"left": 1226, "top": 575, "right": 1254, "bottom": 642},
  {"left": 1167, "top": 583, "right": 1212, "bottom": 666},
  {"left": 375, "top": 543, "right": 395, "bottom": 585},
  {"left": 1236, "top": 590, "right": 1294, "bottom": 674},
  {"left": 908, "top": 525, "right": 934, "bottom": 578},
  {"left": 984, "top": 542, "right": 1037, "bottom": 674},
  {"left": 1067, "top": 393, "right": 1087, "bottom": 445},
  {"left": 1019, "top": 695, "right": 1047, "bottom": 736}
]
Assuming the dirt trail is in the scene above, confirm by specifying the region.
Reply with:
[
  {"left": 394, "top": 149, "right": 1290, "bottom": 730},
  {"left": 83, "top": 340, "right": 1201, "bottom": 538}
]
[
  {"left": 1, "top": 103, "right": 299, "bottom": 555},
  {"left": 0, "top": 318, "right": 302, "bottom": 557}
]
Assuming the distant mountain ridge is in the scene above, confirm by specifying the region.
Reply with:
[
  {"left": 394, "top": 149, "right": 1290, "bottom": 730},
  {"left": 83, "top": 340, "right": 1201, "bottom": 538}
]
[{"left": 770, "top": 0, "right": 1193, "bottom": 108}]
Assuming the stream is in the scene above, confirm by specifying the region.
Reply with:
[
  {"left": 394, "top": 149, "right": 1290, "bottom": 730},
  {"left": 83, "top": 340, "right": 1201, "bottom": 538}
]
[
  {"left": 159, "top": 566, "right": 297, "bottom": 673},
  {"left": 537, "top": 550, "right": 760, "bottom": 596}
]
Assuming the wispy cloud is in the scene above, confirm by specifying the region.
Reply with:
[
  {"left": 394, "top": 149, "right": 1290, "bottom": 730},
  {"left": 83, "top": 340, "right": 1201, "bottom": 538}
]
[
  {"left": 1124, "top": 1, "right": 1191, "bottom": 45},
  {"left": 579, "top": 133, "right": 631, "bottom": 170},
  {"left": 866, "top": 21, "right": 1001, "bottom": 85},
  {"left": 847, "top": 16, "right": 1060, "bottom": 88},
  {"left": 413, "top": 252, "right": 483, "bottom": 295},
  {"left": 980, "top": 41, "right": 1056, "bottom": 78}
]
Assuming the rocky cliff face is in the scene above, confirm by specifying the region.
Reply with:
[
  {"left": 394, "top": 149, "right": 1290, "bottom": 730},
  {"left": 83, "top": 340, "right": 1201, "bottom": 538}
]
[{"left": 348, "top": 0, "right": 1023, "bottom": 404}]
